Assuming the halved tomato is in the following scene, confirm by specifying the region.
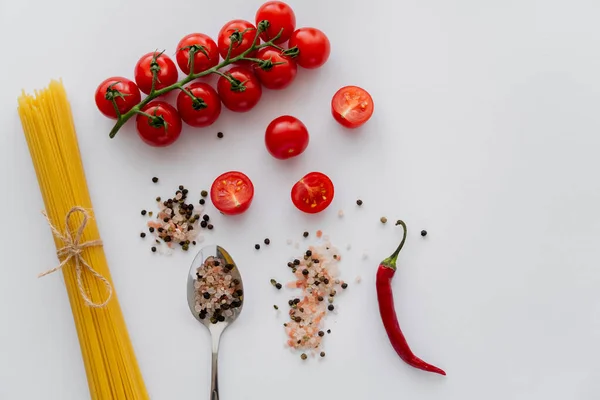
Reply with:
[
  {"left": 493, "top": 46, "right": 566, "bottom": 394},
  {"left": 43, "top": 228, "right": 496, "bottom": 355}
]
[
  {"left": 210, "top": 171, "right": 254, "bottom": 215},
  {"left": 331, "top": 86, "right": 374, "bottom": 129},
  {"left": 291, "top": 172, "right": 334, "bottom": 214}
]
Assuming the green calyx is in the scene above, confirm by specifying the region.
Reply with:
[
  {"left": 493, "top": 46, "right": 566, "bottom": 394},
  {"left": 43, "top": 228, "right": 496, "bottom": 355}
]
[{"left": 380, "top": 220, "right": 407, "bottom": 270}]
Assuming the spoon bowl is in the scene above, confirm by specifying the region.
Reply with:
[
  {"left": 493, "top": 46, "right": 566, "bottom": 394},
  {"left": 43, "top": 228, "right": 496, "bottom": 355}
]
[{"left": 187, "top": 245, "right": 244, "bottom": 400}]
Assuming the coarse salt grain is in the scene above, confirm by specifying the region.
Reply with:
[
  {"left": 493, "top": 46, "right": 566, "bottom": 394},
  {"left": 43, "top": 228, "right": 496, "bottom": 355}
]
[{"left": 338, "top": 209, "right": 344, "bottom": 217}]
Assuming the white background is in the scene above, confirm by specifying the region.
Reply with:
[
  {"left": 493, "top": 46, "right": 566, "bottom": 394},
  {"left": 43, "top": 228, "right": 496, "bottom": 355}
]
[{"left": 1, "top": 0, "right": 599, "bottom": 399}]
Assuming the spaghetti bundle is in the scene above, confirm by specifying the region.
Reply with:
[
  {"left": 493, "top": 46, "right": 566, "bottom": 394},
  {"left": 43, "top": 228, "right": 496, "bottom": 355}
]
[{"left": 18, "top": 80, "right": 149, "bottom": 399}]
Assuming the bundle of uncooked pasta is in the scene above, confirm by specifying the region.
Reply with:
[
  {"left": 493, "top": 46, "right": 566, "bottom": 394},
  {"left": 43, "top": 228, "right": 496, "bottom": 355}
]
[{"left": 18, "top": 80, "right": 149, "bottom": 400}]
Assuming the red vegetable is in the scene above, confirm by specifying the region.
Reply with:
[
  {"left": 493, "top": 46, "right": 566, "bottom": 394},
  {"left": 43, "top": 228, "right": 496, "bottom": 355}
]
[
  {"left": 134, "top": 52, "right": 178, "bottom": 94},
  {"left": 265, "top": 115, "right": 309, "bottom": 159},
  {"left": 175, "top": 33, "right": 220, "bottom": 75},
  {"left": 217, "top": 66, "right": 262, "bottom": 112},
  {"left": 331, "top": 86, "right": 374, "bottom": 128},
  {"left": 290, "top": 172, "right": 334, "bottom": 214},
  {"left": 253, "top": 47, "right": 297, "bottom": 90},
  {"left": 176, "top": 82, "right": 221, "bottom": 127},
  {"left": 288, "top": 28, "right": 330, "bottom": 69},
  {"left": 136, "top": 101, "right": 182, "bottom": 147},
  {"left": 95, "top": 77, "right": 141, "bottom": 119},
  {"left": 210, "top": 171, "right": 254, "bottom": 215},
  {"left": 376, "top": 220, "right": 446, "bottom": 376},
  {"left": 255, "top": 1, "right": 296, "bottom": 44},
  {"left": 217, "top": 20, "right": 257, "bottom": 60}
]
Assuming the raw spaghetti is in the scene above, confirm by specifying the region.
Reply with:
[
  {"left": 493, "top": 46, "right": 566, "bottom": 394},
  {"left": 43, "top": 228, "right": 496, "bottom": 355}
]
[{"left": 18, "top": 80, "right": 149, "bottom": 400}]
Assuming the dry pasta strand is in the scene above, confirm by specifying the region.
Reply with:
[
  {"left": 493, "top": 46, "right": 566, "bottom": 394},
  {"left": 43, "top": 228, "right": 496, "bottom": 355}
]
[{"left": 18, "top": 79, "right": 149, "bottom": 400}]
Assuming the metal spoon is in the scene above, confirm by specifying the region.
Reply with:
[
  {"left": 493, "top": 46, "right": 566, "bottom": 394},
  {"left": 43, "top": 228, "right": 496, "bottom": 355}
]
[{"left": 187, "top": 245, "right": 244, "bottom": 400}]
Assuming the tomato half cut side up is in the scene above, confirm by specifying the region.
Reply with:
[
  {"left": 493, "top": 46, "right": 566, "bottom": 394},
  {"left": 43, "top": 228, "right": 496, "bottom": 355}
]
[
  {"left": 331, "top": 86, "right": 374, "bottom": 129},
  {"left": 210, "top": 171, "right": 255, "bottom": 215},
  {"left": 291, "top": 172, "right": 334, "bottom": 214}
]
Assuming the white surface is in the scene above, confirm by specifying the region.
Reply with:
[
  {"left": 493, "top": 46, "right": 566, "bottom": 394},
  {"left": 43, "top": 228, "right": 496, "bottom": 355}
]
[{"left": 1, "top": 0, "right": 599, "bottom": 399}]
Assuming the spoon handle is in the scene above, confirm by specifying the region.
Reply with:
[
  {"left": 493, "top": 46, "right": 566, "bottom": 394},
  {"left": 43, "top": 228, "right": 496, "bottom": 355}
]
[{"left": 210, "top": 330, "right": 222, "bottom": 400}]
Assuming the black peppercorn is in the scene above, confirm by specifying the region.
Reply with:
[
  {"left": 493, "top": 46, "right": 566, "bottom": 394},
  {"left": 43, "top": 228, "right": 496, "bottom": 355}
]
[
  {"left": 288, "top": 300, "right": 294, "bottom": 306},
  {"left": 152, "top": 177, "right": 159, "bottom": 183},
  {"left": 342, "top": 283, "right": 348, "bottom": 289},
  {"left": 179, "top": 185, "right": 184, "bottom": 190},
  {"left": 201, "top": 190, "right": 208, "bottom": 197},
  {"left": 141, "top": 210, "right": 147, "bottom": 216},
  {"left": 264, "top": 238, "right": 270, "bottom": 245},
  {"left": 207, "top": 224, "right": 213, "bottom": 230},
  {"left": 203, "top": 214, "right": 209, "bottom": 222},
  {"left": 356, "top": 199, "right": 363, "bottom": 206},
  {"left": 151, "top": 247, "right": 157, "bottom": 252},
  {"left": 217, "top": 132, "right": 224, "bottom": 138},
  {"left": 303, "top": 231, "right": 309, "bottom": 238},
  {"left": 149, "top": 227, "right": 155, "bottom": 233},
  {"left": 255, "top": 244, "right": 260, "bottom": 250},
  {"left": 302, "top": 269, "right": 309, "bottom": 276},
  {"left": 140, "top": 232, "right": 146, "bottom": 238},
  {"left": 306, "top": 250, "right": 312, "bottom": 257},
  {"left": 200, "top": 220, "right": 208, "bottom": 228},
  {"left": 293, "top": 259, "right": 300, "bottom": 265},
  {"left": 217, "top": 315, "right": 225, "bottom": 322},
  {"left": 318, "top": 296, "right": 324, "bottom": 302},
  {"left": 320, "top": 352, "right": 326, "bottom": 358},
  {"left": 328, "top": 305, "right": 334, "bottom": 311},
  {"left": 421, "top": 230, "right": 428, "bottom": 237},
  {"left": 275, "top": 283, "right": 282, "bottom": 290},
  {"left": 199, "top": 199, "right": 205, "bottom": 205},
  {"left": 301, "top": 353, "right": 307, "bottom": 360},
  {"left": 293, "top": 298, "right": 301, "bottom": 304}
]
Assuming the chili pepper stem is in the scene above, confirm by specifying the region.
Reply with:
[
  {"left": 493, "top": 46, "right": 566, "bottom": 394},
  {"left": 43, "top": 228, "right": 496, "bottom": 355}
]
[{"left": 380, "top": 219, "right": 407, "bottom": 270}]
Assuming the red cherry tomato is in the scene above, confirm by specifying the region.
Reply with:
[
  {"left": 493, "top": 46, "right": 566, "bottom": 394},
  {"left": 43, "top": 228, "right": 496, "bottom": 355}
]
[
  {"left": 134, "top": 52, "right": 179, "bottom": 95},
  {"left": 136, "top": 101, "right": 182, "bottom": 147},
  {"left": 176, "top": 83, "right": 222, "bottom": 128},
  {"left": 291, "top": 172, "right": 334, "bottom": 214},
  {"left": 265, "top": 115, "right": 309, "bottom": 159},
  {"left": 253, "top": 47, "right": 297, "bottom": 90},
  {"left": 218, "top": 20, "right": 257, "bottom": 60},
  {"left": 217, "top": 67, "right": 262, "bottom": 112},
  {"left": 175, "top": 33, "right": 220, "bottom": 75},
  {"left": 331, "top": 86, "right": 374, "bottom": 129},
  {"left": 210, "top": 171, "right": 255, "bottom": 215},
  {"left": 95, "top": 77, "right": 141, "bottom": 119},
  {"left": 255, "top": 1, "right": 296, "bottom": 44},
  {"left": 288, "top": 28, "right": 330, "bottom": 69}
]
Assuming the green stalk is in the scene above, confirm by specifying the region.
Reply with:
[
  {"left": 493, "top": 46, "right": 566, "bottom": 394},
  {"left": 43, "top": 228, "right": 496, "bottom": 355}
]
[{"left": 108, "top": 22, "right": 282, "bottom": 139}]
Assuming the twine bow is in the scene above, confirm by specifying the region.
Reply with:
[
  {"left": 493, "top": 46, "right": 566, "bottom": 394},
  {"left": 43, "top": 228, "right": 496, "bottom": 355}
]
[{"left": 39, "top": 207, "right": 113, "bottom": 308}]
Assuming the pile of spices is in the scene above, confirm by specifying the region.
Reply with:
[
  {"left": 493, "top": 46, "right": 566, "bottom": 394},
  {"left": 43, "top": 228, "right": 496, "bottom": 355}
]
[
  {"left": 193, "top": 256, "right": 243, "bottom": 323},
  {"left": 281, "top": 240, "right": 348, "bottom": 360},
  {"left": 144, "top": 185, "right": 213, "bottom": 252}
]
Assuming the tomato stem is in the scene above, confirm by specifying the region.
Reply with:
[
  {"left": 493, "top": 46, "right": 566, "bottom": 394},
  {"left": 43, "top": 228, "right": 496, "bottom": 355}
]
[
  {"left": 107, "top": 23, "right": 283, "bottom": 139},
  {"left": 149, "top": 50, "right": 165, "bottom": 96}
]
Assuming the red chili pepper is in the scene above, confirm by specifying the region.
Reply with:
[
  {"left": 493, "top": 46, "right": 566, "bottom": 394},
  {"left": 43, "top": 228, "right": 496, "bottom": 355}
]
[{"left": 376, "top": 220, "right": 446, "bottom": 376}]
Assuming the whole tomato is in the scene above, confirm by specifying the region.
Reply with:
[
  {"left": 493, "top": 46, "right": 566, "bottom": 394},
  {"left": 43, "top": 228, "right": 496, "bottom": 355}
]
[
  {"left": 134, "top": 52, "right": 179, "bottom": 94},
  {"left": 265, "top": 115, "right": 309, "bottom": 159},
  {"left": 253, "top": 47, "right": 297, "bottom": 90},
  {"left": 217, "top": 67, "right": 262, "bottom": 112},
  {"left": 176, "top": 83, "right": 222, "bottom": 128},
  {"left": 218, "top": 20, "right": 257, "bottom": 60},
  {"left": 255, "top": 1, "right": 296, "bottom": 44},
  {"left": 288, "top": 28, "right": 331, "bottom": 69},
  {"left": 136, "top": 101, "right": 182, "bottom": 147},
  {"left": 95, "top": 77, "right": 141, "bottom": 119},
  {"left": 175, "top": 33, "right": 220, "bottom": 75},
  {"left": 291, "top": 172, "right": 335, "bottom": 214}
]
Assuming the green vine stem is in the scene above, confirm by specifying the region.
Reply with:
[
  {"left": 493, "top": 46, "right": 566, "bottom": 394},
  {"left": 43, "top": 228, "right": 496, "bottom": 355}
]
[{"left": 108, "top": 21, "right": 286, "bottom": 139}]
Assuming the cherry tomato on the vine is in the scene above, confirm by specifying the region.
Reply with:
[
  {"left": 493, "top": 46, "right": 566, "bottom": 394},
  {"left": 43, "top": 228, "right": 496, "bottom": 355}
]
[
  {"left": 136, "top": 101, "right": 182, "bottom": 147},
  {"left": 134, "top": 52, "right": 179, "bottom": 95},
  {"left": 291, "top": 172, "right": 334, "bottom": 214},
  {"left": 95, "top": 77, "right": 141, "bottom": 119},
  {"left": 217, "top": 67, "right": 262, "bottom": 112},
  {"left": 176, "top": 83, "right": 222, "bottom": 128},
  {"left": 210, "top": 171, "right": 255, "bottom": 215},
  {"left": 176, "top": 33, "right": 220, "bottom": 75},
  {"left": 331, "top": 86, "right": 374, "bottom": 129},
  {"left": 288, "top": 28, "right": 330, "bottom": 69},
  {"left": 255, "top": 1, "right": 296, "bottom": 44},
  {"left": 265, "top": 115, "right": 309, "bottom": 159},
  {"left": 253, "top": 47, "right": 297, "bottom": 90},
  {"left": 218, "top": 20, "right": 257, "bottom": 60}
]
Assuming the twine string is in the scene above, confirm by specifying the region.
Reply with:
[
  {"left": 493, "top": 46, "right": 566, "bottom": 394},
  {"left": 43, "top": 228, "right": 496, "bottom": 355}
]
[{"left": 38, "top": 207, "right": 113, "bottom": 308}]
